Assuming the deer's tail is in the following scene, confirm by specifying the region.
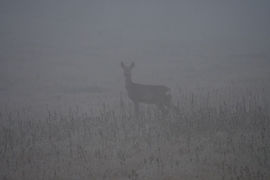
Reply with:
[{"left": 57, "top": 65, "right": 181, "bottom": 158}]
[{"left": 165, "top": 90, "right": 172, "bottom": 98}]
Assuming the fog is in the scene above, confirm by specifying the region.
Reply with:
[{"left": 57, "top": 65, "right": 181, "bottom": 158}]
[
  {"left": 1, "top": 1, "right": 270, "bottom": 179},
  {"left": 1, "top": 1, "right": 269, "bottom": 108}
]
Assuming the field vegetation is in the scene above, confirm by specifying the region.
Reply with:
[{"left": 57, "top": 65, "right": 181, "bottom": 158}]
[{"left": 1, "top": 83, "right": 269, "bottom": 179}]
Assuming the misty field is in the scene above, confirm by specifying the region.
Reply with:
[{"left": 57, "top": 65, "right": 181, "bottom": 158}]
[
  {"left": 2, "top": 0, "right": 270, "bottom": 179},
  {"left": 1, "top": 83, "right": 269, "bottom": 180}
]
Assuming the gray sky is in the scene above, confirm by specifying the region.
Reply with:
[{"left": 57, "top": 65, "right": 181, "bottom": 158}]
[
  {"left": 1, "top": 0, "right": 270, "bottom": 94},
  {"left": 1, "top": 1, "right": 270, "bottom": 41},
  {"left": 1, "top": 0, "right": 270, "bottom": 116}
]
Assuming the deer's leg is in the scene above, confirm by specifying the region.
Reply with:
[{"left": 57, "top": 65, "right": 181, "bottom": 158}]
[
  {"left": 157, "top": 103, "right": 168, "bottom": 116},
  {"left": 134, "top": 101, "right": 139, "bottom": 118},
  {"left": 170, "top": 103, "right": 179, "bottom": 112},
  {"left": 166, "top": 101, "right": 180, "bottom": 114},
  {"left": 163, "top": 95, "right": 180, "bottom": 114},
  {"left": 157, "top": 103, "right": 165, "bottom": 112}
]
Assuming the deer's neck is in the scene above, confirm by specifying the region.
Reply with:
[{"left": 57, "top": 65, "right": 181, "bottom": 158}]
[{"left": 125, "top": 77, "right": 133, "bottom": 90}]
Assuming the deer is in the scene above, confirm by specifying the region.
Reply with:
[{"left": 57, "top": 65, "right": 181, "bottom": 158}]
[{"left": 120, "top": 61, "right": 178, "bottom": 117}]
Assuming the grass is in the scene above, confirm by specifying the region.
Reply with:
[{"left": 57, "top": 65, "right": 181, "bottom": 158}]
[{"left": 0, "top": 84, "right": 269, "bottom": 180}]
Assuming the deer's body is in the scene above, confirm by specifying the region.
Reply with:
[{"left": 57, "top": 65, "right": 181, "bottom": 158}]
[
  {"left": 121, "top": 61, "right": 177, "bottom": 117},
  {"left": 125, "top": 81, "right": 171, "bottom": 104}
]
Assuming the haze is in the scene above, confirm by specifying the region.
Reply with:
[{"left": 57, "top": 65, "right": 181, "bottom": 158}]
[
  {"left": 1, "top": 1, "right": 270, "bottom": 179},
  {"left": 1, "top": 0, "right": 270, "bottom": 113}
]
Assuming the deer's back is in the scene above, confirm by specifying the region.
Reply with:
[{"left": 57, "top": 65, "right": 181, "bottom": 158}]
[{"left": 126, "top": 83, "right": 170, "bottom": 104}]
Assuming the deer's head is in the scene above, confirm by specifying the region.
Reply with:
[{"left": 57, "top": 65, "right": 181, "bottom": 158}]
[{"left": 121, "top": 61, "right": 134, "bottom": 79}]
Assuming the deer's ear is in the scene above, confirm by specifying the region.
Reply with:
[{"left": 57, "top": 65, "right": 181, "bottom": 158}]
[
  {"left": 121, "top": 61, "right": 125, "bottom": 68},
  {"left": 130, "top": 61, "right": 135, "bottom": 69}
]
